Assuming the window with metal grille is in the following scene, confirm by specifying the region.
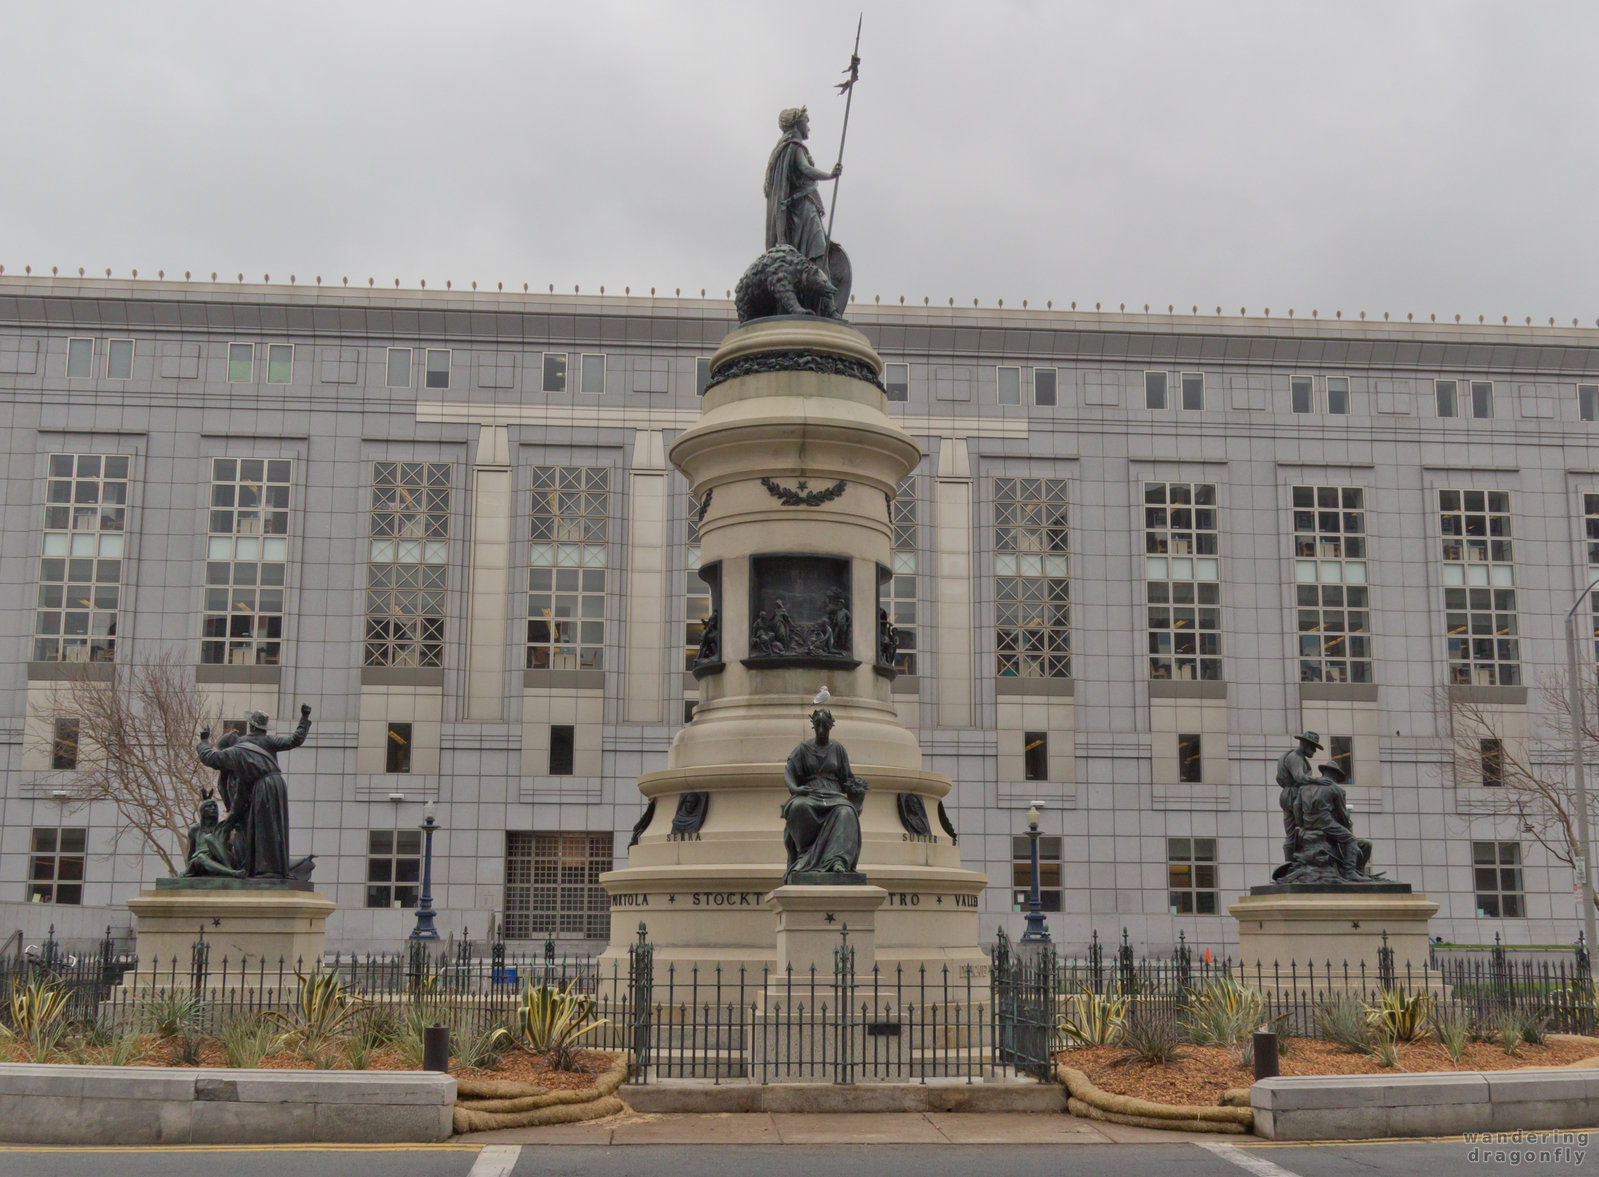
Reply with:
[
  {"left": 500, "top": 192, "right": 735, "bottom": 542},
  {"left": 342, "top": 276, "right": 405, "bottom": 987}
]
[
  {"left": 1010, "top": 835, "right": 1062, "bottom": 913},
  {"left": 1167, "top": 837, "right": 1217, "bottom": 914},
  {"left": 503, "top": 831, "right": 613, "bottom": 940},
  {"left": 364, "top": 462, "right": 450, "bottom": 667},
  {"left": 1293, "top": 485, "right": 1371, "bottom": 684},
  {"left": 528, "top": 466, "right": 608, "bottom": 671},
  {"left": 1144, "top": 482, "right": 1221, "bottom": 681},
  {"left": 365, "top": 828, "right": 421, "bottom": 908},
  {"left": 1472, "top": 841, "right": 1523, "bottom": 917},
  {"left": 888, "top": 475, "right": 919, "bottom": 675},
  {"left": 202, "top": 457, "right": 291, "bottom": 666},
  {"left": 1440, "top": 489, "right": 1519, "bottom": 686},
  {"left": 28, "top": 827, "right": 85, "bottom": 904},
  {"left": 35, "top": 454, "right": 129, "bottom": 664},
  {"left": 994, "top": 477, "right": 1070, "bottom": 679}
]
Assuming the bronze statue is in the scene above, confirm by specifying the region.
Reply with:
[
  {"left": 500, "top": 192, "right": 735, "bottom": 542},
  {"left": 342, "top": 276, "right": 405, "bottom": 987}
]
[
  {"left": 197, "top": 704, "right": 312, "bottom": 880},
  {"left": 1274, "top": 731, "right": 1320, "bottom": 870},
  {"left": 1271, "top": 733, "right": 1383, "bottom": 885},
  {"left": 182, "top": 791, "right": 243, "bottom": 878},
  {"left": 781, "top": 709, "right": 867, "bottom": 882}
]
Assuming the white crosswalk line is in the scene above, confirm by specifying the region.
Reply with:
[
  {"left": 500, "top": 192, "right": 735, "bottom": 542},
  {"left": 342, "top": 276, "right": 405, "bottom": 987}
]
[
  {"left": 1194, "top": 1139, "right": 1304, "bottom": 1177},
  {"left": 467, "top": 1144, "right": 522, "bottom": 1177}
]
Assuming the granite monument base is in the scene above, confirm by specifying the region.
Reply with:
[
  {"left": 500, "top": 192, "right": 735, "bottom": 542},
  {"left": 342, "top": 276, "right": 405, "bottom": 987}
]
[
  {"left": 1229, "top": 888, "right": 1439, "bottom": 987},
  {"left": 125, "top": 885, "right": 335, "bottom": 983},
  {"left": 765, "top": 883, "right": 886, "bottom": 983}
]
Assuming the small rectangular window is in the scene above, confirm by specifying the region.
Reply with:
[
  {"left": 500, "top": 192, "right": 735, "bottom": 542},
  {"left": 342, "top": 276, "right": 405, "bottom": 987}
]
[
  {"left": 1329, "top": 735, "right": 1354, "bottom": 784},
  {"left": 997, "top": 366, "right": 1021, "bottom": 405},
  {"left": 1023, "top": 731, "right": 1048, "bottom": 781},
  {"left": 1180, "top": 372, "right": 1204, "bottom": 411},
  {"left": 542, "top": 353, "right": 568, "bottom": 393},
  {"left": 385, "top": 722, "right": 413, "bottom": 774},
  {"left": 1291, "top": 376, "right": 1314, "bottom": 414},
  {"left": 1580, "top": 385, "right": 1598, "bottom": 422},
  {"left": 386, "top": 347, "right": 412, "bottom": 388},
  {"left": 106, "top": 339, "right": 134, "bottom": 380},
  {"left": 1034, "top": 369, "right": 1057, "bottom": 407},
  {"left": 51, "top": 718, "right": 79, "bottom": 770},
  {"left": 1473, "top": 840, "right": 1523, "bottom": 917},
  {"left": 227, "top": 343, "right": 253, "bottom": 383},
  {"left": 550, "top": 724, "right": 575, "bottom": 775},
  {"left": 1167, "top": 836, "right": 1218, "bottom": 915},
  {"left": 579, "top": 353, "right": 605, "bottom": 395},
  {"left": 424, "top": 349, "right": 450, "bottom": 390},
  {"left": 27, "top": 826, "right": 85, "bottom": 905},
  {"left": 1480, "top": 738, "right": 1503, "bottom": 787},
  {"left": 1144, "top": 371, "right": 1167, "bottom": 410},
  {"left": 885, "top": 362, "right": 909, "bottom": 402},
  {"left": 1177, "top": 733, "right": 1202, "bottom": 783},
  {"left": 266, "top": 344, "right": 293, "bottom": 385},
  {"left": 66, "top": 338, "right": 93, "bottom": 379},
  {"left": 1327, "top": 377, "right": 1349, "bottom": 415},
  {"left": 1436, "top": 379, "right": 1458, "bottom": 418},
  {"left": 365, "top": 828, "right": 421, "bottom": 909},
  {"left": 696, "top": 357, "right": 711, "bottom": 397},
  {"left": 1471, "top": 380, "right": 1494, "bottom": 419}
]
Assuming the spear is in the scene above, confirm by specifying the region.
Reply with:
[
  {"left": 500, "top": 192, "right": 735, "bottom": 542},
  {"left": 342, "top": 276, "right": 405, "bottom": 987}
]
[{"left": 825, "top": 14, "right": 863, "bottom": 243}]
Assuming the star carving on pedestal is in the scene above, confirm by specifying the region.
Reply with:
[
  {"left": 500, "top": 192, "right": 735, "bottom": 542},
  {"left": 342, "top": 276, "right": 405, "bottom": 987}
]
[
  {"left": 824, "top": 912, "right": 836, "bottom": 923},
  {"left": 935, "top": 896, "right": 943, "bottom": 905},
  {"left": 211, "top": 918, "right": 221, "bottom": 927},
  {"left": 668, "top": 894, "right": 676, "bottom": 904},
  {"left": 796, "top": 480, "right": 809, "bottom": 491}
]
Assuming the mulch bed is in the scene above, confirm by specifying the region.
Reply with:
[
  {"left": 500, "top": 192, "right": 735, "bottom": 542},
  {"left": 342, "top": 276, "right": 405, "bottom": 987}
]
[{"left": 1061, "top": 1037, "right": 1599, "bottom": 1107}]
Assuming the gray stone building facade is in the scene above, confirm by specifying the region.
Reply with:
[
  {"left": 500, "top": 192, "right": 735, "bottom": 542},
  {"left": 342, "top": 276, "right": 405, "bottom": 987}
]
[{"left": 0, "top": 274, "right": 1593, "bottom": 955}]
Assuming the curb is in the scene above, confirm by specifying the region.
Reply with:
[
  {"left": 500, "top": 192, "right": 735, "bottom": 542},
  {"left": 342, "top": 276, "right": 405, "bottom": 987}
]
[
  {"left": 622, "top": 1080, "right": 1067, "bottom": 1115},
  {"left": 453, "top": 1056, "right": 630, "bottom": 1133},
  {"left": 1056, "top": 1065, "right": 1253, "bottom": 1134}
]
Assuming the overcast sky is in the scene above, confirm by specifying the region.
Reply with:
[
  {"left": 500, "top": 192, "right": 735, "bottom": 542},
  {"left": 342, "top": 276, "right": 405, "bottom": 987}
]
[{"left": 4, "top": 2, "right": 1596, "bottom": 322}]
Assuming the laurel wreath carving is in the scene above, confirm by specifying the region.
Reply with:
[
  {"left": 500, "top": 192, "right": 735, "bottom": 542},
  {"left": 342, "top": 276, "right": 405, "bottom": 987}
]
[{"left": 761, "top": 477, "right": 847, "bottom": 507}]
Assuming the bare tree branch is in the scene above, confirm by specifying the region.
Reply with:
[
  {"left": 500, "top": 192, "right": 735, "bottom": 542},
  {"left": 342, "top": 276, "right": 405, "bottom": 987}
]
[{"left": 28, "top": 651, "right": 223, "bottom": 877}]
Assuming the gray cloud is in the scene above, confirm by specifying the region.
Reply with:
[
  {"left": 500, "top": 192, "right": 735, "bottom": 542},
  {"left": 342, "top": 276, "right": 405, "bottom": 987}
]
[{"left": 3, "top": 1, "right": 1595, "bottom": 321}]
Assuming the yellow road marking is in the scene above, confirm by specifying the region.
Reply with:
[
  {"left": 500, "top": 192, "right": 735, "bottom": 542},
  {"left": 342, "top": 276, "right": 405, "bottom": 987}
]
[{"left": 0, "top": 1143, "right": 481, "bottom": 1154}]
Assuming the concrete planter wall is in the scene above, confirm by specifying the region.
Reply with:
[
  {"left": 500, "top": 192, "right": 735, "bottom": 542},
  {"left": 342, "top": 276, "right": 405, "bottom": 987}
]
[{"left": 0, "top": 1064, "right": 455, "bottom": 1144}]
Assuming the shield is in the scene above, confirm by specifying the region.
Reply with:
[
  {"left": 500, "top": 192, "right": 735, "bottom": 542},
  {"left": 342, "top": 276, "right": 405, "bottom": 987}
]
[{"left": 826, "top": 241, "right": 853, "bottom": 315}]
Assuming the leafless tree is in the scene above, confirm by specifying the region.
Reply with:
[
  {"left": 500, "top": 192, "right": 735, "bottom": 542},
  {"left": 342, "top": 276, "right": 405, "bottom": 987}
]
[
  {"left": 29, "top": 651, "right": 224, "bottom": 877},
  {"left": 1441, "top": 671, "right": 1599, "bottom": 911}
]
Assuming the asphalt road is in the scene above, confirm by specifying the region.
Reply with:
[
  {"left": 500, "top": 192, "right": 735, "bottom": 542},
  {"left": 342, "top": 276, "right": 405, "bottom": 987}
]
[{"left": 0, "top": 1139, "right": 1593, "bottom": 1177}]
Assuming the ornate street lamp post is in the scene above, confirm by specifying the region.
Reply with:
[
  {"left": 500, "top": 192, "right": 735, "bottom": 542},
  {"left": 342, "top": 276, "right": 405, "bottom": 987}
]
[
  {"left": 1020, "top": 801, "right": 1050, "bottom": 943},
  {"left": 411, "top": 801, "right": 441, "bottom": 941}
]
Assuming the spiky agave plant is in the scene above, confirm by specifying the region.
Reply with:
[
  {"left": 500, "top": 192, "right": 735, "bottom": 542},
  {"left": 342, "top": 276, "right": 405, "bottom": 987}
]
[
  {"left": 1, "top": 975, "right": 74, "bottom": 1060},
  {"left": 498, "top": 979, "right": 608, "bottom": 1071},
  {"left": 265, "top": 967, "right": 365, "bottom": 1055},
  {"left": 1180, "top": 975, "right": 1264, "bottom": 1049},
  {"left": 1365, "top": 988, "right": 1434, "bottom": 1044},
  {"left": 1056, "top": 984, "right": 1130, "bottom": 1048}
]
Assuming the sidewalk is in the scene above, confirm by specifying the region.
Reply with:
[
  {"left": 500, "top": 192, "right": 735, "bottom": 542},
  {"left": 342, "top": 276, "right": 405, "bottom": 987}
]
[{"left": 466, "top": 1111, "right": 1204, "bottom": 1146}]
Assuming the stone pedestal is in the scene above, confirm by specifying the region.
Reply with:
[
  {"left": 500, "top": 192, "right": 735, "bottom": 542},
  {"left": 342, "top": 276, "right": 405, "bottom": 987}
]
[
  {"left": 1229, "top": 887, "right": 1439, "bottom": 986},
  {"left": 126, "top": 883, "right": 334, "bottom": 982},
  {"left": 766, "top": 883, "right": 886, "bottom": 981}
]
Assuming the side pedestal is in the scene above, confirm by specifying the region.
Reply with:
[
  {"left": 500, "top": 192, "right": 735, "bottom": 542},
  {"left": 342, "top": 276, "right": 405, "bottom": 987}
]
[
  {"left": 126, "top": 884, "right": 335, "bottom": 983},
  {"left": 1229, "top": 887, "right": 1439, "bottom": 988},
  {"left": 766, "top": 883, "right": 885, "bottom": 982}
]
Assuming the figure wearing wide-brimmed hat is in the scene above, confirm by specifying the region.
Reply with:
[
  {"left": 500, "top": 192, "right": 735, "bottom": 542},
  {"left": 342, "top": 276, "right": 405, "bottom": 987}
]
[{"left": 1272, "top": 731, "right": 1322, "bottom": 877}]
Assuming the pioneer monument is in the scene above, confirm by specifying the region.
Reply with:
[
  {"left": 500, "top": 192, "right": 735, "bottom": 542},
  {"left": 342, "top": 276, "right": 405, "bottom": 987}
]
[
  {"left": 599, "top": 70, "right": 990, "bottom": 992},
  {"left": 1230, "top": 733, "right": 1437, "bottom": 978}
]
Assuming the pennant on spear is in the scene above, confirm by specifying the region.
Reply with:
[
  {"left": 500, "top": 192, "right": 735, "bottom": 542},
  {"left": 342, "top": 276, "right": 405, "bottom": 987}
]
[{"left": 825, "top": 15, "right": 863, "bottom": 244}]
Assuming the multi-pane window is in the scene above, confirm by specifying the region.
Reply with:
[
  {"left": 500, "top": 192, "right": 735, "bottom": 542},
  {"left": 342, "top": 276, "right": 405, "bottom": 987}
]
[
  {"left": 1473, "top": 841, "right": 1523, "bottom": 917},
  {"left": 1291, "top": 376, "right": 1314, "bottom": 414},
  {"left": 1440, "top": 490, "right": 1519, "bottom": 686},
  {"left": 542, "top": 353, "right": 568, "bottom": 393},
  {"left": 364, "top": 462, "right": 450, "bottom": 667},
  {"left": 1177, "top": 733, "right": 1202, "bottom": 782},
  {"left": 424, "top": 349, "right": 450, "bottom": 390},
  {"left": 1471, "top": 380, "right": 1494, "bottom": 419},
  {"left": 685, "top": 492, "right": 709, "bottom": 672},
  {"left": 503, "top": 831, "right": 612, "bottom": 940},
  {"left": 386, "top": 348, "right": 412, "bottom": 388},
  {"left": 66, "top": 338, "right": 93, "bottom": 379},
  {"left": 365, "top": 829, "right": 421, "bottom": 909},
  {"left": 266, "top": 344, "right": 293, "bottom": 384},
  {"left": 51, "top": 718, "right": 79, "bottom": 770},
  {"left": 1035, "top": 369, "right": 1057, "bottom": 407},
  {"left": 994, "top": 477, "right": 1070, "bottom": 679},
  {"left": 528, "top": 466, "right": 608, "bottom": 671},
  {"left": 1327, "top": 377, "right": 1350, "bottom": 415},
  {"left": 1010, "top": 835, "right": 1061, "bottom": 913},
  {"left": 1145, "top": 482, "right": 1221, "bottom": 681},
  {"left": 998, "top": 366, "right": 1021, "bottom": 405},
  {"left": 227, "top": 343, "right": 253, "bottom": 383},
  {"left": 1167, "top": 837, "right": 1217, "bottom": 915},
  {"left": 28, "top": 827, "right": 85, "bottom": 904},
  {"left": 202, "top": 458, "right": 291, "bottom": 666},
  {"left": 1144, "top": 371, "right": 1167, "bottom": 410},
  {"left": 34, "top": 454, "right": 129, "bottom": 664},
  {"left": 1436, "top": 379, "right": 1458, "bottom": 418},
  {"left": 1023, "top": 732, "right": 1047, "bottom": 781},
  {"left": 888, "top": 475, "right": 919, "bottom": 675},
  {"left": 885, "top": 362, "right": 908, "bottom": 402},
  {"left": 1581, "top": 384, "right": 1599, "bottom": 423},
  {"left": 385, "top": 722, "right": 412, "bottom": 774},
  {"left": 106, "top": 339, "right": 133, "bottom": 380},
  {"left": 1180, "top": 372, "right": 1204, "bottom": 411},
  {"left": 1293, "top": 485, "right": 1371, "bottom": 684}
]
